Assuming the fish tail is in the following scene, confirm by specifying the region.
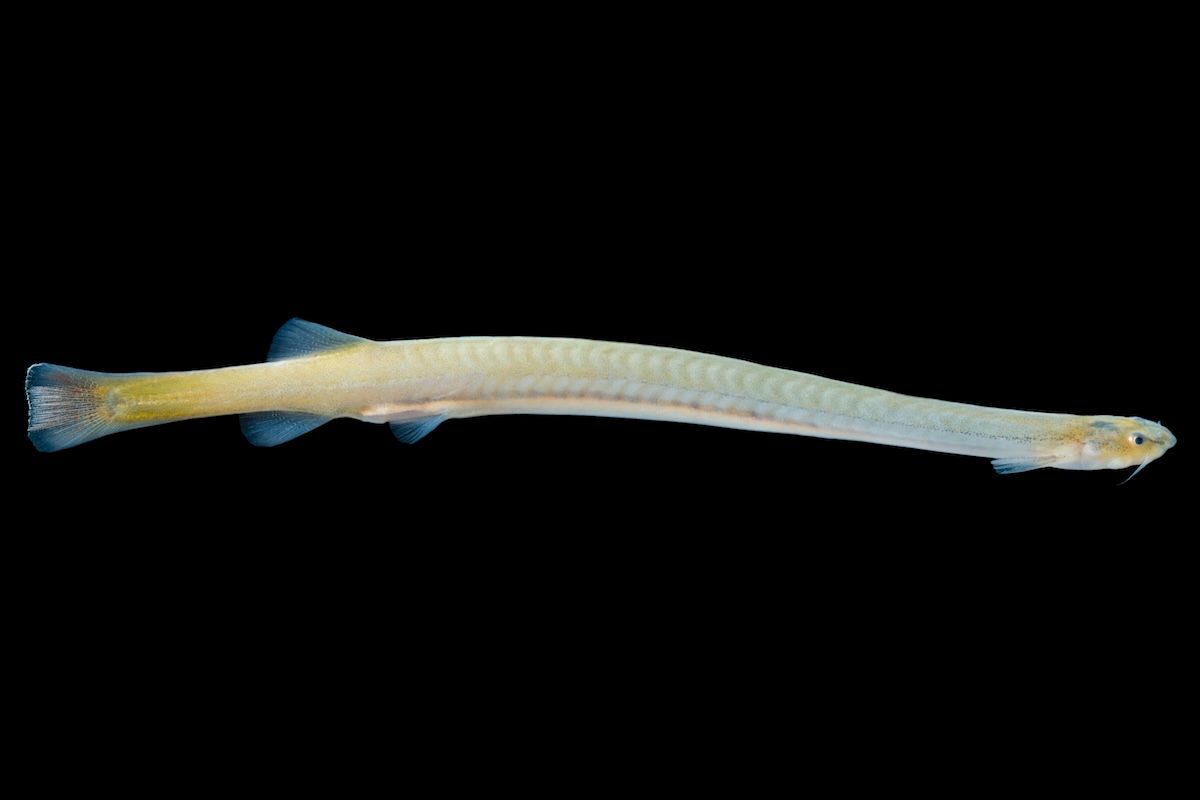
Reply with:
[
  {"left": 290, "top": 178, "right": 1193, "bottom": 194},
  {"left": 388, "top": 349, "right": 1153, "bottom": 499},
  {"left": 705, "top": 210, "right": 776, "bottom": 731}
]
[{"left": 25, "top": 363, "right": 140, "bottom": 452}]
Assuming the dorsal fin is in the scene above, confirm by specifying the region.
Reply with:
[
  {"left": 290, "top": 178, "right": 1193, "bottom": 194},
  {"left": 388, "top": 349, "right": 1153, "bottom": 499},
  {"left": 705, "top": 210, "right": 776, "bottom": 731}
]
[{"left": 268, "top": 319, "right": 368, "bottom": 361}]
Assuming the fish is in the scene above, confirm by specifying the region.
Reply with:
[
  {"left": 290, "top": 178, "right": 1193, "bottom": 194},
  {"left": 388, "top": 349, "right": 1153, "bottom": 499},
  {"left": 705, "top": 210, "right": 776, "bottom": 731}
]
[{"left": 25, "top": 319, "right": 1176, "bottom": 476}]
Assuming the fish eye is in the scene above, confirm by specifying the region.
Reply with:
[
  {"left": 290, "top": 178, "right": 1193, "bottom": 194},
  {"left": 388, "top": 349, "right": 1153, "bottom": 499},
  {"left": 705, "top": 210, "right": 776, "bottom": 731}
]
[{"left": 1132, "top": 434, "right": 1146, "bottom": 446}]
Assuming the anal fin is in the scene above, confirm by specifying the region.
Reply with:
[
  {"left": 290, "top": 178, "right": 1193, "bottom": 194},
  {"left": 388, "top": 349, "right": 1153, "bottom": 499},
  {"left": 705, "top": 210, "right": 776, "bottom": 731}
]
[{"left": 241, "top": 411, "right": 332, "bottom": 447}]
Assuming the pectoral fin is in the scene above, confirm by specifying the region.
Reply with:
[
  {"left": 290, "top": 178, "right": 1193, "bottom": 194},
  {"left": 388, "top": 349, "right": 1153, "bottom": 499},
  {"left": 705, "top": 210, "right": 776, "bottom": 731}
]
[{"left": 991, "top": 456, "right": 1057, "bottom": 474}]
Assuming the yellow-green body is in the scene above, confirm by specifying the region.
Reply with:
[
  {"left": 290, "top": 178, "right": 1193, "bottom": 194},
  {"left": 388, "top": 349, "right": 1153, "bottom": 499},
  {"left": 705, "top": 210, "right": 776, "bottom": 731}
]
[{"left": 26, "top": 320, "right": 1176, "bottom": 475}]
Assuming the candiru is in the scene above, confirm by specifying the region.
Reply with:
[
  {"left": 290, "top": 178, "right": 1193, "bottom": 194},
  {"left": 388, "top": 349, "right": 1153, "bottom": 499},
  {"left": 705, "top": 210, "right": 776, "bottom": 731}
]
[{"left": 25, "top": 319, "right": 1176, "bottom": 476}]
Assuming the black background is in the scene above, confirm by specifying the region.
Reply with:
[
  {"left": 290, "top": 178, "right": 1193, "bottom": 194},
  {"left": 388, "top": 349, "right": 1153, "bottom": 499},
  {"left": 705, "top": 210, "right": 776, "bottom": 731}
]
[{"left": 8, "top": 12, "right": 1191, "bottom": 781}]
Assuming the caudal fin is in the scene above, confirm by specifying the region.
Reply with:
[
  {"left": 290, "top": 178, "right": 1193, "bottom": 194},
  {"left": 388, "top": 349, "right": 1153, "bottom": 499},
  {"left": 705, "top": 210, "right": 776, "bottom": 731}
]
[{"left": 26, "top": 364, "right": 128, "bottom": 452}]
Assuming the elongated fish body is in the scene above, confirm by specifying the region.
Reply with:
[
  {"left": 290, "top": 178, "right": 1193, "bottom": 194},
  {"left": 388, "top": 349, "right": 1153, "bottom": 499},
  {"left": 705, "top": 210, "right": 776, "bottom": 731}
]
[{"left": 25, "top": 320, "right": 1175, "bottom": 475}]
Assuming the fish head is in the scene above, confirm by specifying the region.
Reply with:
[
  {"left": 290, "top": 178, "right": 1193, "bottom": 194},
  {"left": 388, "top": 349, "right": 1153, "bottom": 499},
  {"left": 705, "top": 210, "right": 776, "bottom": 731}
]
[{"left": 1077, "top": 416, "right": 1176, "bottom": 475}]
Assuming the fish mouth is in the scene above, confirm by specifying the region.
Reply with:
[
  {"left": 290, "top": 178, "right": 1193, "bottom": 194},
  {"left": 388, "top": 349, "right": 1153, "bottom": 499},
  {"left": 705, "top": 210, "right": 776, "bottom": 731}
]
[{"left": 1157, "top": 424, "right": 1178, "bottom": 450}]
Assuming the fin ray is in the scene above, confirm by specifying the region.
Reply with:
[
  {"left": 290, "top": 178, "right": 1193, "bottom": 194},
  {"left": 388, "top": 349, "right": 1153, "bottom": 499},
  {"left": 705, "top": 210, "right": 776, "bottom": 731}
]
[
  {"left": 390, "top": 415, "right": 446, "bottom": 444},
  {"left": 991, "top": 456, "right": 1057, "bottom": 474},
  {"left": 26, "top": 364, "right": 144, "bottom": 452},
  {"left": 241, "top": 411, "right": 332, "bottom": 446},
  {"left": 268, "top": 319, "right": 367, "bottom": 361}
]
